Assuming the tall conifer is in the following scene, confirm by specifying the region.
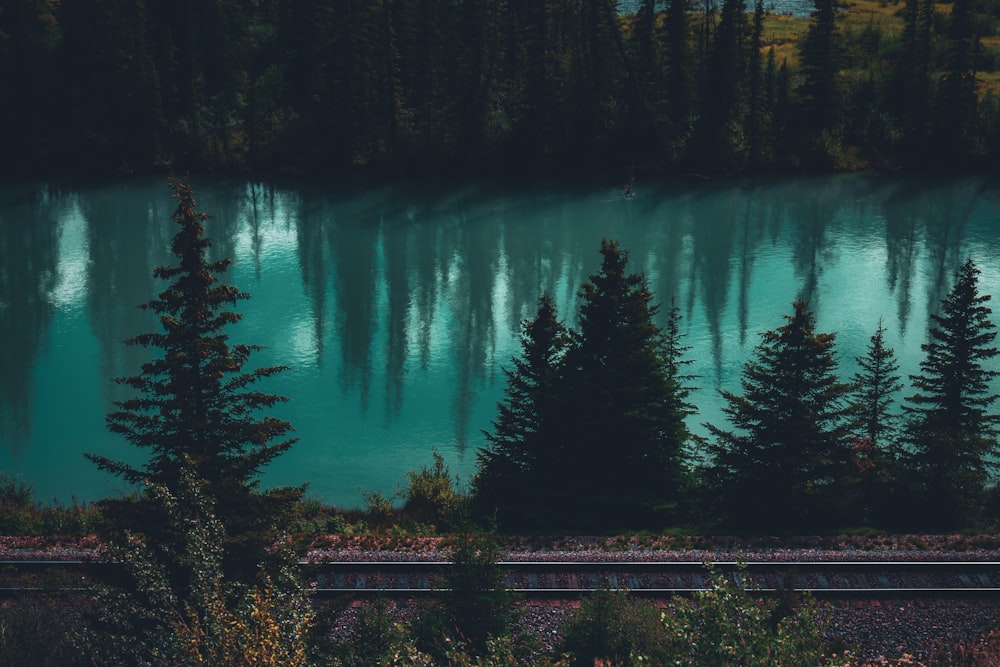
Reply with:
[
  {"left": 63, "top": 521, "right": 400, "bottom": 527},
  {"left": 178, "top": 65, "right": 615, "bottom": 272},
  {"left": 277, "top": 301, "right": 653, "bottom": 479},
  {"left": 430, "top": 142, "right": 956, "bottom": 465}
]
[
  {"left": 936, "top": 0, "right": 980, "bottom": 157},
  {"left": 895, "top": 0, "right": 934, "bottom": 151},
  {"left": 904, "top": 259, "right": 999, "bottom": 526},
  {"left": 87, "top": 177, "right": 302, "bottom": 578},
  {"left": 798, "top": 0, "right": 842, "bottom": 139},
  {"left": 851, "top": 319, "right": 904, "bottom": 450},
  {"left": 693, "top": 0, "right": 748, "bottom": 169},
  {"left": 561, "top": 240, "right": 692, "bottom": 528},
  {"left": 472, "top": 293, "right": 568, "bottom": 528},
  {"left": 665, "top": 0, "right": 693, "bottom": 156},
  {"left": 847, "top": 320, "right": 904, "bottom": 524},
  {"left": 706, "top": 301, "right": 852, "bottom": 529}
]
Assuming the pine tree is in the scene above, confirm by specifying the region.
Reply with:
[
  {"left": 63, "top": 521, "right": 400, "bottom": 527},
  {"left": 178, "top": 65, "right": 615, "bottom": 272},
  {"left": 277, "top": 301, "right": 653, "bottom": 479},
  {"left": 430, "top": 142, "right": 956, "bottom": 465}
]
[
  {"left": 507, "top": 0, "right": 552, "bottom": 166},
  {"left": 665, "top": 0, "right": 693, "bottom": 157},
  {"left": 693, "top": 0, "right": 749, "bottom": 170},
  {"left": 848, "top": 319, "right": 904, "bottom": 525},
  {"left": 561, "top": 239, "right": 692, "bottom": 528},
  {"left": 904, "top": 258, "right": 999, "bottom": 527},
  {"left": 87, "top": 177, "right": 303, "bottom": 579},
  {"left": 438, "top": 527, "right": 516, "bottom": 658},
  {"left": 472, "top": 293, "right": 568, "bottom": 529},
  {"left": 706, "top": 300, "right": 853, "bottom": 530},
  {"left": 851, "top": 318, "right": 904, "bottom": 450},
  {"left": 747, "top": 0, "right": 773, "bottom": 167},
  {"left": 894, "top": 0, "right": 934, "bottom": 153},
  {"left": 797, "top": 0, "right": 842, "bottom": 143},
  {"left": 663, "top": 295, "right": 698, "bottom": 418},
  {"left": 936, "top": 0, "right": 980, "bottom": 158}
]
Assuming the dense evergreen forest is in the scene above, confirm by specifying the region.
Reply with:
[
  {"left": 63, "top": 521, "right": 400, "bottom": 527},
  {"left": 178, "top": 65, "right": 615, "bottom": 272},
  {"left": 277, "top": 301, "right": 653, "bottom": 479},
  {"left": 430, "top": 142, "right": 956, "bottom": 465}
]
[
  {"left": 473, "top": 243, "right": 1000, "bottom": 533},
  {"left": 2, "top": 0, "right": 1000, "bottom": 180}
]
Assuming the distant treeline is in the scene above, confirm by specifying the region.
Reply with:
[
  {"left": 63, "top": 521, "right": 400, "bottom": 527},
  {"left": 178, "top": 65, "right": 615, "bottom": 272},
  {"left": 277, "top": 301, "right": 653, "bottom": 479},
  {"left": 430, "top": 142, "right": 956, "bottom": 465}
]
[{"left": 1, "top": 0, "right": 999, "bottom": 180}]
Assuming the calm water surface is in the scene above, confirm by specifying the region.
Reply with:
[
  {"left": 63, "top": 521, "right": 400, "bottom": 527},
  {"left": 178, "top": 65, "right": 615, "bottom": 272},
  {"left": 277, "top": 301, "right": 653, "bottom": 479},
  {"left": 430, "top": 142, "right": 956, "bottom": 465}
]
[{"left": 2, "top": 174, "right": 999, "bottom": 507}]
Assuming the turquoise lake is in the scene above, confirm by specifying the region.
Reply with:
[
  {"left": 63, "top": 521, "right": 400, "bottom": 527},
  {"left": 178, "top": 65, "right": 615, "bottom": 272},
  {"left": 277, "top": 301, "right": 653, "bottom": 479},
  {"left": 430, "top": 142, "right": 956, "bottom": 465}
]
[{"left": 2, "top": 174, "right": 999, "bottom": 508}]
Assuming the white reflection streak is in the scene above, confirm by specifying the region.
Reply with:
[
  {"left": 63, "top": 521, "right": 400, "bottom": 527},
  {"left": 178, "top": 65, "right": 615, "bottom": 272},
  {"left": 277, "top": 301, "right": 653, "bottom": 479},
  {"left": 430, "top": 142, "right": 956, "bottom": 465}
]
[
  {"left": 234, "top": 190, "right": 317, "bottom": 364},
  {"left": 492, "top": 229, "right": 510, "bottom": 337},
  {"left": 234, "top": 188, "right": 299, "bottom": 264},
  {"left": 48, "top": 199, "right": 90, "bottom": 311},
  {"left": 287, "top": 316, "right": 319, "bottom": 369}
]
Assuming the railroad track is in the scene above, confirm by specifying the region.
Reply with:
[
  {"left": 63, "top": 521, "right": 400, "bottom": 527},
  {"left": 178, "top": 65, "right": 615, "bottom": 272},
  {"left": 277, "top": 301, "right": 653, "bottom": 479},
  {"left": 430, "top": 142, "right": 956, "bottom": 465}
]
[
  {"left": 305, "top": 561, "right": 1000, "bottom": 599},
  {"left": 4, "top": 560, "right": 1000, "bottom": 600}
]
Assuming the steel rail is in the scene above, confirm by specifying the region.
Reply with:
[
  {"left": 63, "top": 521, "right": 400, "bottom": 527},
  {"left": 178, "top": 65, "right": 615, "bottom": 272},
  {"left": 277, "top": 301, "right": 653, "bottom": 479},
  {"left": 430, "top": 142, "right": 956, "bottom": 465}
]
[{"left": 4, "top": 560, "right": 1000, "bottom": 600}]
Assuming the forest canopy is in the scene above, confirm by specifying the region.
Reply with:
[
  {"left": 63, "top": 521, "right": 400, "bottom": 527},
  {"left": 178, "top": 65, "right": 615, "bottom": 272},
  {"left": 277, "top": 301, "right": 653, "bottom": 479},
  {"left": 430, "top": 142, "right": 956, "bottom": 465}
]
[{"left": 2, "top": 0, "right": 1000, "bottom": 180}]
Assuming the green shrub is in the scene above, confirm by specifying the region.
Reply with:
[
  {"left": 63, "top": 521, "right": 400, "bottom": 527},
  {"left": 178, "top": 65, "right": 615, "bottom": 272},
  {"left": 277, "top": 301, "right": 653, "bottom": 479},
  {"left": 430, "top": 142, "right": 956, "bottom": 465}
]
[
  {"left": 560, "top": 589, "right": 669, "bottom": 667},
  {"left": 410, "top": 527, "right": 525, "bottom": 661},
  {"left": 0, "top": 474, "right": 101, "bottom": 536},
  {"left": 330, "top": 598, "right": 411, "bottom": 666},
  {"left": 293, "top": 496, "right": 353, "bottom": 535},
  {"left": 0, "top": 473, "right": 33, "bottom": 510},
  {"left": 660, "top": 568, "right": 836, "bottom": 666},
  {"left": 400, "top": 450, "right": 464, "bottom": 530},
  {"left": 76, "top": 470, "right": 313, "bottom": 666},
  {"left": 358, "top": 452, "right": 467, "bottom": 533},
  {"left": 363, "top": 489, "right": 398, "bottom": 528},
  {"left": 0, "top": 473, "right": 37, "bottom": 534}
]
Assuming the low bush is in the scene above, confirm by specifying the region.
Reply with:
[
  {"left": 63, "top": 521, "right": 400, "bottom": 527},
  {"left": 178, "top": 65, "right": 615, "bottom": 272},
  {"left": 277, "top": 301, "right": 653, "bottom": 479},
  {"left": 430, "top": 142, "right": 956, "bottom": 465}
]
[
  {"left": 560, "top": 567, "right": 839, "bottom": 666},
  {"left": 400, "top": 450, "right": 465, "bottom": 531},
  {"left": 0, "top": 472, "right": 102, "bottom": 537},
  {"left": 410, "top": 527, "right": 524, "bottom": 661},
  {"left": 76, "top": 471, "right": 314, "bottom": 666},
  {"left": 560, "top": 589, "right": 669, "bottom": 667},
  {"left": 659, "top": 568, "right": 836, "bottom": 666}
]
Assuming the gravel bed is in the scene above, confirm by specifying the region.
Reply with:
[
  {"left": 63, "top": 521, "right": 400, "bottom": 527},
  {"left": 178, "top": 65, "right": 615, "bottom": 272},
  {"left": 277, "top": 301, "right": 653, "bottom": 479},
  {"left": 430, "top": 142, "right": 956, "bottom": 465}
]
[
  {"left": 318, "top": 596, "right": 1000, "bottom": 662},
  {"left": 827, "top": 599, "right": 1000, "bottom": 662},
  {"left": 304, "top": 534, "right": 1000, "bottom": 564},
  {"left": 0, "top": 537, "right": 101, "bottom": 561},
  {"left": 4, "top": 533, "right": 1000, "bottom": 563}
]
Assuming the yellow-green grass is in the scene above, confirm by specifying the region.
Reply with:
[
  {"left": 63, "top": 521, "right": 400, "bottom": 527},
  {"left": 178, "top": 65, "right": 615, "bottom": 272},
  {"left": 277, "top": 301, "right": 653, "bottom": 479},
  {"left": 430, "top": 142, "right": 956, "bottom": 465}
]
[
  {"left": 626, "top": 1, "right": 998, "bottom": 96},
  {"left": 980, "top": 71, "right": 1000, "bottom": 98},
  {"left": 761, "top": 0, "right": 905, "bottom": 67},
  {"left": 761, "top": 0, "right": 1000, "bottom": 99}
]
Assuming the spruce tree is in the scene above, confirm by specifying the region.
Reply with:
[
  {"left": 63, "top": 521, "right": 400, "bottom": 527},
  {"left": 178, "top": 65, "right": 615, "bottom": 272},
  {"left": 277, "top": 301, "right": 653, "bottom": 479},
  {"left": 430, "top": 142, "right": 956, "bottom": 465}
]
[
  {"left": 797, "top": 0, "right": 843, "bottom": 148},
  {"left": 472, "top": 293, "right": 568, "bottom": 529},
  {"left": 748, "top": 0, "right": 773, "bottom": 167},
  {"left": 894, "top": 0, "right": 934, "bottom": 153},
  {"left": 663, "top": 295, "right": 698, "bottom": 418},
  {"left": 851, "top": 318, "right": 904, "bottom": 450},
  {"left": 706, "top": 300, "right": 852, "bottom": 530},
  {"left": 87, "top": 176, "right": 303, "bottom": 578},
  {"left": 904, "top": 259, "right": 999, "bottom": 527},
  {"left": 561, "top": 239, "right": 692, "bottom": 528},
  {"left": 665, "top": 0, "right": 693, "bottom": 156},
  {"left": 693, "top": 0, "right": 749, "bottom": 170},
  {"left": 848, "top": 319, "right": 904, "bottom": 525},
  {"left": 936, "top": 0, "right": 979, "bottom": 156}
]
